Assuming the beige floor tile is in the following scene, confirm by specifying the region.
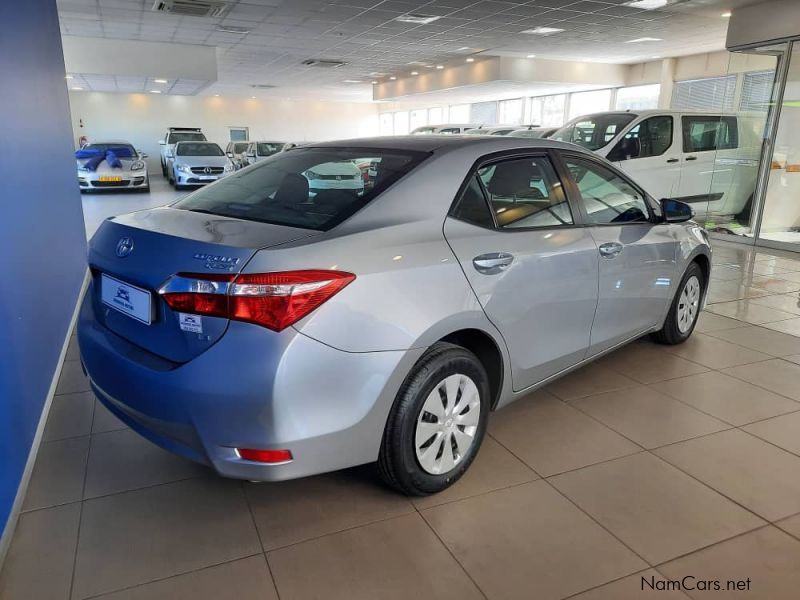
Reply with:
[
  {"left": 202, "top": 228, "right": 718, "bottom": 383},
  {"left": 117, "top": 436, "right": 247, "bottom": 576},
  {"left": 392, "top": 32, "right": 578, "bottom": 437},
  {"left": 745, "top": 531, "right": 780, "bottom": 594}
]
[
  {"left": 268, "top": 513, "right": 483, "bottom": 600},
  {"left": 705, "top": 282, "right": 769, "bottom": 304},
  {"left": 783, "top": 354, "right": 800, "bottom": 365},
  {"left": 771, "top": 270, "right": 800, "bottom": 284},
  {"left": 596, "top": 342, "right": 708, "bottom": 384},
  {"left": 776, "top": 514, "right": 800, "bottom": 540},
  {"left": 546, "top": 361, "right": 640, "bottom": 401},
  {"left": 22, "top": 436, "right": 90, "bottom": 511},
  {"left": 663, "top": 333, "right": 771, "bottom": 369},
  {"left": 0, "top": 504, "right": 81, "bottom": 600},
  {"left": 748, "top": 293, "right": 800, "bottom": 316},
  {"left": 245, "top": 467, "right": 414, "bottom": 551},
  {"left": 92, "top": 400, "right": 127, "bottom": 434},
  {"left": 550, "top": 453, "right": 765, "bottom": 565},
  {"left": 55, "top": 359, "right": 91, "bottom": 395},
  {"left": 706, "top": 300, "right": 796, "bottom": 325},
  {"left": 750, "top": 262, "right": 795, "bottom": 277},
  {"left": 570, "top": 570, "right": 691, "bottom": 600},
  {"left": 659, "top": 526, "right": 800, "bottom": 600},
  {"left": 73, "top": 478, "right": 261, "bottom": 599},
  {"left": 571, "top": 386, "right": 729, "bottom": 449},
  {"left": 750, "top": 275, "right": 800, "bottom": 294},
  {"left": 43, "top": 391, "right": 94, "bottom": 442},
  {"left": 722, "top": 359, "right": 800, "bottom": 401},
  {"left": 752, "top": 256, "right": 800, "bottom": 271},
  {"left": 489, "top": 391, "right": 641, "bottom": 476},
  {"left": 694, "top": 312, "right": 748, "bottom": 334},
  {"left": 413, "top": 435, "right": 537, "bottom": 509},
  {"left": 762, "top": 317, "right": 800, "bottom": 337},
  {"left": 423, "top": 480, "right": 646, "bottom": 600},
  {"left": 655, "top": 429, "right": 800, "bottom": 521},
  {"left": 652, "top": 371, "right": 800, "bottom": 426},
  {"left": 707, "top": 325, "right": 800, "bottom": 356},
  {"left": 743, "top": 411, "right": 800, "bottom": 456},
  {"left": 92, "top": 556, "right": 277, "bottom": 600}
]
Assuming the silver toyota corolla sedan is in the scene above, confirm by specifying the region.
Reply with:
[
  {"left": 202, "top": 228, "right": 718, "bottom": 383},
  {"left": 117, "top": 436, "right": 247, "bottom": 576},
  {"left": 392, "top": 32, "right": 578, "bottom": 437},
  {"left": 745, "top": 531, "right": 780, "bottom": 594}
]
[
  {"left": 76, "top": 140, "right": 149, "bottom": 192},
  {"left": 166, "top": 141, "right": 234, "bottom": 190},
  {"left": 78, "top": 136, "right": 711, "bottom": 496}
]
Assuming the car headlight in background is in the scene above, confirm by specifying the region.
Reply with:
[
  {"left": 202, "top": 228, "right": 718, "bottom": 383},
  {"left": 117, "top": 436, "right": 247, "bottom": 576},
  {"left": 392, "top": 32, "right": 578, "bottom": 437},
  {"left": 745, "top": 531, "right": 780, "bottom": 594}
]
[
  {"left": 131, "top": 160, "right": 145, "bottom": 171},
  {"left": 177, "top": 164, "right": 193, "bottom": 174},
  {"left": 224, "top": 162, "right": 234, "bottom": 172}
]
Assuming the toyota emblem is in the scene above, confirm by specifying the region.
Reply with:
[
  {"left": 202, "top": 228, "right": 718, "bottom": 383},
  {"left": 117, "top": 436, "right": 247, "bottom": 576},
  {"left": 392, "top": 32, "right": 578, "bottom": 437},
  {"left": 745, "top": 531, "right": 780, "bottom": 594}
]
[{"left": 116, "top": 237, "right": 134, "bottom": 258}]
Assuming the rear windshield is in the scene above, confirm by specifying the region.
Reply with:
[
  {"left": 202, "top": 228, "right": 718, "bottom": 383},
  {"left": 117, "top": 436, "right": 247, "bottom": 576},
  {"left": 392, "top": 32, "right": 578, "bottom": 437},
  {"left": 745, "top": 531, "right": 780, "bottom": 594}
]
[
  {"left": 551, "top": 114, "right": 636, "bottom": 151},
  {"left": 257, "top": 142, "right": 283, "bottom": 156},
  {"left": 168, "top": 131, "right": 206, "bottom": 143},
  {"left": 176, "top": 143, "right": 224, "bottom": 156},
  {"left": 173, "top": 147, "right": 429, "bottom": 231}
]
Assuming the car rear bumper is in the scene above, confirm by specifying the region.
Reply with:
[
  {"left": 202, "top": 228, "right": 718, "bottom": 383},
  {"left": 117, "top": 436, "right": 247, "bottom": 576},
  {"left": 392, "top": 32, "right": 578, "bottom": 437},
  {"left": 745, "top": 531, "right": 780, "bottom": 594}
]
[{"left": 77, "top": 295, "right": 422, "bottom": 481}]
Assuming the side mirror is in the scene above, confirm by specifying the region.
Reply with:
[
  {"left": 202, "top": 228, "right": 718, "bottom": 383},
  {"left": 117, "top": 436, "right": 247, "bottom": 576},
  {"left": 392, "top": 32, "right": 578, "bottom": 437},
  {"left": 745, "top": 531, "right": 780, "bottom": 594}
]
[
  {"left": 140, "top": 152, "right": 148, "bottom": 159},
  {"left": 166, "top": 151, "right": 174, "bottom": 159},
  {"left": 247, "top": 152, "right": 255, "bottom": 158},
  {"left": 226, "top": 152, "right": 234, "bottom": 158},
  {"left": 661, "top": 198, "right": 694, "bottom": 223},
  {"left": 158, "top": 140, "right": 166, "bottom": 145}
]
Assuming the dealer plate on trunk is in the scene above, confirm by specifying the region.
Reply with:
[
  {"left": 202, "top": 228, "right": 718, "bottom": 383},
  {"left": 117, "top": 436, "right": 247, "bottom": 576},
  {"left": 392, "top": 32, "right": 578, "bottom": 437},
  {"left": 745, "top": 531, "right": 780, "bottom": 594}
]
[{"left": 101, "top": 274, "right": 152, "bottom": 325}]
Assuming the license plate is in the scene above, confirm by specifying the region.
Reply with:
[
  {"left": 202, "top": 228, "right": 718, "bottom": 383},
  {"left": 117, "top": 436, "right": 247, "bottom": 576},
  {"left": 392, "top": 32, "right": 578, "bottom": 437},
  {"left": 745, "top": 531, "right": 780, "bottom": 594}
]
[
  {"left": 99, "top": 175, "right": 123, "bottom": 182},
  {"left": 101, "top": 274, "right": 152, "bottom": 325}
]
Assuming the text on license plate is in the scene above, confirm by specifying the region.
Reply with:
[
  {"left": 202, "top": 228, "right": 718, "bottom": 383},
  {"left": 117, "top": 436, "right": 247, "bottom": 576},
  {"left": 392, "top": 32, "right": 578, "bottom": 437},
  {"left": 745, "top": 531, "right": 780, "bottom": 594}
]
[
  {"left": 100, "top": 274, "right": 152, "bottom": 325},
  {"left": 99, "top": 176, "right": 122, "bottom": 182}
]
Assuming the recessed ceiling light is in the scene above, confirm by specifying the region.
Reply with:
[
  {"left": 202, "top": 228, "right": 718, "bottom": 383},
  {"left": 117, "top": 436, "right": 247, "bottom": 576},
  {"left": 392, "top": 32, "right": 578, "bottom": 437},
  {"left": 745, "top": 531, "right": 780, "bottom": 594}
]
[
  {"left": 526, "top": 54, "right": 537, "bottom": 58},
  {"left": 251, "top": 95, "right": 256, "bottom": 99},
  {"left": 65, "top": 75, "right": 73, "bottom": 79},
  {"left": 390, "top": 76, "right": 397, "bottom": 80},
  {"left": 521, "top": 26, "right": 564, "bottom": 35},
  {"left": 215, "top": 25, "right": 249, "bottom": 34},
  {"left": 624, "top": 0, "right": 668, "bottom": 9},
  {"left": 371, "top": 80, "right": 377, "bottom": 84},
  {"left": 465, "top": 57, "right": 475, "bottom": 63},
  {"left": 395, "top": 14, "right": 441, "bottom": 24},
  {"left": 214, "top": 94, "right": 220, "bottom": 97},
  {"left": 70, "top": 86, "right": 83, "bottom": 91},
  {"left": 153, "top": 78, "right": 168, "bottom": 84},
  {"left": 457, "top": 47, "right": 471, "bottom": 51},
  {"left": 651, "top": 55, "right": 662, "bottom": 59},
  {"left": 410, "top": 71, "right": 419, "bottom": 75},
  {"left": 343, "top": 79, "right": 362, "bottom": 83},
  {"left": 436, "top": 65, "right": 444, "bottom": 69},
  {"left": 721, "top": 11, "right": 732, "bottom": 17},
  {"left": 625, "top": 37, "right": 663, "bottom": 43},
  {"left": 149, "top": 90, "right": 161, "bottom": 94}
]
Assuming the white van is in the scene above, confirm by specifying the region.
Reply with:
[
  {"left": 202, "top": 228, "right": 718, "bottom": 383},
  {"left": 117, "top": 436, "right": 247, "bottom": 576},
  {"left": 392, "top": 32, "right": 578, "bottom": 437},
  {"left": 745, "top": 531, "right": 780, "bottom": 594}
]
[
  {"left": 410, "top": 124, "right": 478, "bottom": 135},
  {"left": 551, "top": 110, "right": 763, "bottom": 220}
]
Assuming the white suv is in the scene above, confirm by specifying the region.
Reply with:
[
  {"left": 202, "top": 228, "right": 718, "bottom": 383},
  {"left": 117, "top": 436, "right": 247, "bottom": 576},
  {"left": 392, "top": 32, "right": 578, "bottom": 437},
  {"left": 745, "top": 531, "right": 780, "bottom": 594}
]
[
  {"left": 158, "top": 128, "right": 207, "bottom": 176},
  {"left": 552, "top": 110, "right": 762, "bottom": 221}
]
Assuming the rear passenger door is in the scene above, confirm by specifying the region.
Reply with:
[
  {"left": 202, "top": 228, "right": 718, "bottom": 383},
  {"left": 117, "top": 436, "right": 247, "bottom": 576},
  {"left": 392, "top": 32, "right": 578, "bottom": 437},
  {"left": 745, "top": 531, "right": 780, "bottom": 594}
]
[
  {"left": 444, "top": 152, "right": 599, "bottom": 392},
  {"left": 559, "top": 153, "right": 678, "bottom": 355}
]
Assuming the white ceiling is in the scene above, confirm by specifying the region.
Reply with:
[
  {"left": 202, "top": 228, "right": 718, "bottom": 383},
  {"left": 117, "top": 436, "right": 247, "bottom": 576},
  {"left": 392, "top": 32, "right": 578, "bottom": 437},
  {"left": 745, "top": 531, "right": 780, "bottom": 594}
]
[{"left": 57, "top": 0, "right": 761, "bottom": 100}]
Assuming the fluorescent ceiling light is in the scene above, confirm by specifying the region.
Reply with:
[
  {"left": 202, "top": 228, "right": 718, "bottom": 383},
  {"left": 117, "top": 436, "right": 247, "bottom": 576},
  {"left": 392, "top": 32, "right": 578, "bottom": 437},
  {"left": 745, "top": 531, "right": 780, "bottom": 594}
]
[
  {"left": 526, "top": 54, "right": 536, "bottom": 58},
  {"left": 395, "top": 14, "right": 441, "bottom": 24},
  {"left": 624, "top": 0, "right": 668, "bottom": 8},
  {"left": 390, "top": 76, "right": 397, "bottom": 80},
  {"left": 215, "top": 25, "right": 249, "bottom": 34},
  {"left": 521, "top": 26, "right": 564, "bottom": 35},
  {"left": 343, "top": 79, "right": 362, "bottom": 83},
  {"left": 149, "top": 90, "right": 161, "bottom": 94},
  {"left": 465, "top": 57, "right": 475, "bottom": 63},
  {"left": 153, "top": 78, "right": 168, "bottom": 84},
  {"left": 721, "top": 11, "right": 732, "bottom": 17},
  {"left": 410, "top": 71, "right": 419, "bottom": 75},
  {"left": 436, "top": 65, "right": 444, "bottom": 69},
  {"left": 625, "top": 37, "right": 663, "bottom": 43},
  {"left": 457, "top": 47, "right": 471, "bottom": 51},
  {"left": 70, "top": 86, "right": 83, "bottom": 90},
  {"left": 65, "top": 75, "right": 73, "bottom": 79},
  {"left": 371, "top": 80, "right": 377, "bottom": 84}
]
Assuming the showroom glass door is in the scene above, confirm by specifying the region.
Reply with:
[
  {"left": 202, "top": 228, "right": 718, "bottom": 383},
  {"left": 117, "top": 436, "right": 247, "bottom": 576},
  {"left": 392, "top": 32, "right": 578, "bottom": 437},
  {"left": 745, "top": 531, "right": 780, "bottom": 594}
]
[
  {"left": 754, "top": 42, "right": 800, "bottom": 250},
  {"left": 702, "top": 44, "right": 786, "bottom": 244}
]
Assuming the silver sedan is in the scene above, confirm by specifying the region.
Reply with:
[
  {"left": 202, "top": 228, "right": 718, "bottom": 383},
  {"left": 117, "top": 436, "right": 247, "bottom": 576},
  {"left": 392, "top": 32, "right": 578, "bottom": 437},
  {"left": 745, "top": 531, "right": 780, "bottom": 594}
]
[
  {"left": 76, "top": 141, "right": 149, "bottom": 192},
  {"left": 78, "top": 136, "right": 710, "bottom": 496},
  {"left": 166, "top": 141, "right": 235, "bottom": 190}
]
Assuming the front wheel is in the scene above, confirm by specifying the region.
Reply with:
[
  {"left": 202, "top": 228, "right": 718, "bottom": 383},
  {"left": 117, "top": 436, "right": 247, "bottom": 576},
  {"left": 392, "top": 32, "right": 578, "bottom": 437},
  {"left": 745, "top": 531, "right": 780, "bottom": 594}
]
[
  {"left": 652, "top": 262, "right": 704, "bottom": 345},
  {"left": 378, "top": 342, "right": 489, "bottom": 496}
]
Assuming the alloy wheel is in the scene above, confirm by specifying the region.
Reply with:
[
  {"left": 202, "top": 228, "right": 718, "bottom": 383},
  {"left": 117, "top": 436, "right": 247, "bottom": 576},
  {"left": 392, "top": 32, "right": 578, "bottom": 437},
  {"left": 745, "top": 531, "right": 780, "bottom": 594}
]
[{"left": 677, "top": 274, "right": 701, "bottom": 334}]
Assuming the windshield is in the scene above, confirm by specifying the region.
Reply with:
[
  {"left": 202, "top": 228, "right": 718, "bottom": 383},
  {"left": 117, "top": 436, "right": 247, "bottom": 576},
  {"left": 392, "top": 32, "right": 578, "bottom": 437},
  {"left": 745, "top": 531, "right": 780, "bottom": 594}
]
[
  {"left": 411, "top": 127, "right": 437, "bottom": 135},
  {"left": 257, "top": 143, "right": 283, "bottom": 156},
  {"left": 232, "top": 143, "right": 249, "bottom": 153},
  {"left": 83, "top": 143, "right": 136, "bottom": 157},
  {"left": 168, "top": 131, "right": 206, "bottom": 143},
  {"left": 551, "top": 114, "right": 636, "bottom": 151},
  {"left": 172, "top": 147, "right": 428, "bottom": 231},
  {"left": 176, "top": 143, "right": 224, "bottom": 157}
]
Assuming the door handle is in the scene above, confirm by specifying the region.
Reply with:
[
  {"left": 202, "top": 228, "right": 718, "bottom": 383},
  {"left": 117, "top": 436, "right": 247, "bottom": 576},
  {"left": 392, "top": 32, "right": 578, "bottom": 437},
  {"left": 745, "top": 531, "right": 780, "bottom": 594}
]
[
  {"left": 473, "top": 252, "right": 514, "bottom": 274},
  {"left": 666, "top": 158, "right": 679, "bottom": 164},
  {"left": 685, "top": 156, "right": 698, "bottom": 161},
  {"left": 598, "top": 242, "right": 623, "bottom": 258}
]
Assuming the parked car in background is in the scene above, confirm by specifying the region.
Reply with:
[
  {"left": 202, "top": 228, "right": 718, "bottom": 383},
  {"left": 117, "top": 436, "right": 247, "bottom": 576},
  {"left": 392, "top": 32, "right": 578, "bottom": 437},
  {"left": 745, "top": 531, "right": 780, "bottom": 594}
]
[
  {"left": 78, "top": 135, "right": 710, "bottom": 497},
  {"left": 304, "top": 159, "right": 365, "bottom": 196},
  {"left": 165, "top": 141, "right": 233, "bottom": 190},
  {"left": 159, "top": 127, "right": 206, "bottom": 176},
  {"left": 242, "top": 141, "right": 286, "bottom": 166},
  {"left": 76, "top": 140, "right": 149, "bottom": 193},
  {"left": 508, "top": 126, "right": 558, "bottom": 139},
  {"left": 225, "top": 142, "right": 251, "bottom": 170},
  {"left": 464, "top": 125, "right": 539, "bottom": 136},
  {"left": 411, "top": 124, "right": 477, "bottom": 134},
  {"left": 551, "top": 110, "right": 762, "bottom": 222}
]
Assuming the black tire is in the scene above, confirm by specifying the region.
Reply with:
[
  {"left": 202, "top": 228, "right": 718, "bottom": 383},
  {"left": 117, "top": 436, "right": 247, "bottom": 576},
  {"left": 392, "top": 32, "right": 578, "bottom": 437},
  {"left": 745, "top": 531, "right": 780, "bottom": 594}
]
[
  {"left": 160, "top": 160, "right": 166, "bottom": 176},
  {"left": 378, "top": 342, "right": 490, "bottom": 496},
  {"left": 651, "top": 261, "right": 705, "bottom": 345}
]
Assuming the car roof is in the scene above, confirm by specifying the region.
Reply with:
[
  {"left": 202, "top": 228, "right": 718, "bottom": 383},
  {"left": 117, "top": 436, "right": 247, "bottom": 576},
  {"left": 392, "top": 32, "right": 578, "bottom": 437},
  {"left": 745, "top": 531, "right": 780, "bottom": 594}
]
[
  {"left": 88, "top": 140, "right": 133, "bottom": 145},
  {"left": 305, "top": 135, "right": 592, "bottom": 155}
]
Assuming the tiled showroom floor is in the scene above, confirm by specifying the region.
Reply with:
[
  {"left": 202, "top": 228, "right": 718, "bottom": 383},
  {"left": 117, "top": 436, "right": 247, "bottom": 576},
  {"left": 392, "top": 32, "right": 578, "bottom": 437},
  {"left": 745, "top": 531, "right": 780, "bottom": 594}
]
[{"left": 5, "top": 203, "right": 800, "bottom": 598}]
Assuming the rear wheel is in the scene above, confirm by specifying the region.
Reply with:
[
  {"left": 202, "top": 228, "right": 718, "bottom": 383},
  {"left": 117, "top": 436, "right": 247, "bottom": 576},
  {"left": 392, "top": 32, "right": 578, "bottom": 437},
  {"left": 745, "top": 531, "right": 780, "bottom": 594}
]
[
  {"left": 378, "top": 342, "right": 489, "bottom": 495},
  {"left": 652, "top": 262, "right": 704, "bottom": 345}
]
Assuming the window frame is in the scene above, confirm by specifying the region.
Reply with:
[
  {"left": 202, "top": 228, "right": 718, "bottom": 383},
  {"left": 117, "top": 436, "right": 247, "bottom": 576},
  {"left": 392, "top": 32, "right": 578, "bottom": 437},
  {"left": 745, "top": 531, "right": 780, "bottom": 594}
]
[
  {"left": 554, "top": 150, "right": 657, "bottom": 227},
  {"left": 607, "top": 115, "right": 675, "bottom": 162},
  {"left": 448, "top": 149, "right": 582, "bottom": 233},
  {"left": 681, "top": 115, "right": 739, "bottom": 153}
]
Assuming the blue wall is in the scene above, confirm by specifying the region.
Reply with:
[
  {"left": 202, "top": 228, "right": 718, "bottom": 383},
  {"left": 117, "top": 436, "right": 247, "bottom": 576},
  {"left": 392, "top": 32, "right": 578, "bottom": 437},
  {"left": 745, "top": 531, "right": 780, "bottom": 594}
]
[{"left": 0, "top": 0, "right": 87, "bottom": 541}]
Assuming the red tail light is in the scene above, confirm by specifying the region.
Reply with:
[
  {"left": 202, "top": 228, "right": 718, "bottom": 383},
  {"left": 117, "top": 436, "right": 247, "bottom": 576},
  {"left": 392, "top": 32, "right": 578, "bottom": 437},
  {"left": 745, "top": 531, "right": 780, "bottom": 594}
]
[
  {"left": 237, "top": 448, "right": 292, "bottom": 463},
  {"left": 160, "top": 270, "right": 355, "bottom": 331}
]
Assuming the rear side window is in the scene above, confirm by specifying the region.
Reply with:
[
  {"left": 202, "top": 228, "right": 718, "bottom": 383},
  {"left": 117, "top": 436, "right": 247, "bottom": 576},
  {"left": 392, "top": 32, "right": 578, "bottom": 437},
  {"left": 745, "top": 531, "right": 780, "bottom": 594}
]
[
  {"left": 608, "top": 116, "right": 673, "bottom": 161},
  {"left": 173, "top": 148, "right": 428, "bottom": 231},
  {"left": 682, "top": 116, "right": 738, "bottom": 152},
  {"left": 451, "top": 176, "right": 494, "bottom": 228}
]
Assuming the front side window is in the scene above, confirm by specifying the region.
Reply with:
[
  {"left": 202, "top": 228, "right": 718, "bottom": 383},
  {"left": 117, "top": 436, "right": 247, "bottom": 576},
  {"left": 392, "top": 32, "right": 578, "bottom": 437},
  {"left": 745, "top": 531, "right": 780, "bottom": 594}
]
[
  {"left": 551, "top": 114, "right": 636, "bottom": 151},
  {"left": 173, "top": 148, "right": 428, "bottom": 231},
  {"left": 479, "top": 156, "right": 572, "bottom": 228},
  {"left": 233, "top": 143, "right": 250, "bottom": 154},
  {"left": 608, "top": 116, "right": 674, "bottom": 161},
  {"left": 682, "top": 116, "right": 738, "bottom": 152},
  {"left": 176, "top": 143, "right": 225, "bottom": 156},
  {"left": 565, "top": 157, "right": 650, "bottom": 224},
  {"left": 257, "top": 143, "right": 283, "bottom": 156}
]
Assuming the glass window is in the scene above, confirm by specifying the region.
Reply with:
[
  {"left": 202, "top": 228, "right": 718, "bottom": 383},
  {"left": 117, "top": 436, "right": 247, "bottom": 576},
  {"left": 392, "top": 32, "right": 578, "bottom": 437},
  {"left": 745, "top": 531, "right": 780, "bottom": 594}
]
[
  {"left": 672, "top": 76, "right": 736, "bottom": 111},
  {"left": 608, "top": 116, "right": 673, "bottom": 161},
  {"left": 740, "top": 70, "right": 776, "bottom": 112},
  {"left": 615, "top": 84, "right": 661, "bottom": 110},
  {"left": 176, "top": 142, "right": 224, "bottom": 156},
  {"left": 498, "top": 98, "right": 524, "bottom": 125},
  {"left": 428, "top": 107, "right": 443, "bottom": 124},
  {"left": 478, "top": 157, "right": 572, "bottom": 229},
  {"left": 379, "top": 113, "right": 393, "bottom": 135},
  {"left": 229, "top": 127, "right": 249, "bottom": 142},
  {"left": 393, "top": 112, "right": 409, "bottom": 135},
  {"left": 682, "top": 116, "right": 738, "bottom": 153},
  {"left": 565, "top": 157, "right": 650, "bottom": 224},
  {"left": 451, "top": 176, "right": 494, "bottom": 228},
  {"left": 471, "top": 101, "right": 498, "bottom": 126},
  {"left": 551, "top": 113, "right": 636, "bottom": 151},
  {"left": 449, "top": 104, "right": 470, "bottom": 123},
  {"left": 173, "top": 148, "right": 428, "bottom": 231},
  {"left": 529, "top": 94, "right": 567, "bottom": 127},
  {"left": 568, "top": 89, "right": 613, "bottom": 120},
  {"left": 256, "top": 142, "right": 282, "bottom": 157},
  {"left": 409, "top": 109, "right": 427, "bottom": 131},
  {"left": 167, "top": 131, "right": 206, "bottom": 143}
]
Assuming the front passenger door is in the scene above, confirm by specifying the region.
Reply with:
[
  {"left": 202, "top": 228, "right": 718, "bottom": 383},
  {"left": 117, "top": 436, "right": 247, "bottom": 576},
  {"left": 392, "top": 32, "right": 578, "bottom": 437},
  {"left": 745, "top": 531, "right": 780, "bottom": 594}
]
[{"left": 561, "top": 154, "right": 678, "bottom": 355}]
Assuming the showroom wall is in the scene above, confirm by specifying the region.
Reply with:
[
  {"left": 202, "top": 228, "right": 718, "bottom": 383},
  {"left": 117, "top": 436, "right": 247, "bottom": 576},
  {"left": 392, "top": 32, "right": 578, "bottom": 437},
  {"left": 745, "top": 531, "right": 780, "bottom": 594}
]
[
  {"left": 0, "top": 0, "right": 87, "bottom": 556},
  {"left": 68, "top": 92, "right": 381, "bottom": 170}
]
